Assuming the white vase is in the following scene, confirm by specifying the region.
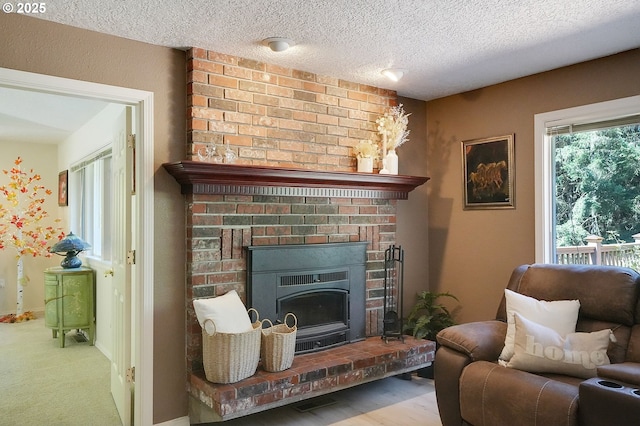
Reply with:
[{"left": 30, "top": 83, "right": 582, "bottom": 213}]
[
  {"left": 384, "top": 149, "right": 398, "bottom": 175},
  {"left": 357, "top": 157, "right": 374, "bottom": 173}
]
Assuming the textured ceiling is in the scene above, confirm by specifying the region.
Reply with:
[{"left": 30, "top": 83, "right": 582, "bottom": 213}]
[
  {"left": 3, "top": 0, "right": 640, "bottom": 145},
  {"left": 30, "top": 0, "right": 640, "bottom": 101}
]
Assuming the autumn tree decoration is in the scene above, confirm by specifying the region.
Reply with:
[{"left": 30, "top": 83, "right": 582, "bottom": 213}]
[{"left": 0, "top": 157, "right": 65, "bottom": 317}]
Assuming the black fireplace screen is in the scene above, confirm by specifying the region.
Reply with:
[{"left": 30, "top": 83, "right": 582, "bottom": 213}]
[
  {"left": 247, "top": 242, "right": 367, "bottom": 354},
  {"left": 279, "top": 290, "right": 347, "bottom": 330}
]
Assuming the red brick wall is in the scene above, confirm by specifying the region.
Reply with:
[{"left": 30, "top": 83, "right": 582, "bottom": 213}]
[
  {"left": 186, "top": 48, "right": 396, "bottom": 171},
  {"left": 184, "top": 48, "right": 400, "bottom": 373}
]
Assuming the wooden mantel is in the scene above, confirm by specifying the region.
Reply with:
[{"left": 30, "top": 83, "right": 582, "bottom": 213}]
[{"left": 163, "top": 161, "right": 429, "bottom": 200}]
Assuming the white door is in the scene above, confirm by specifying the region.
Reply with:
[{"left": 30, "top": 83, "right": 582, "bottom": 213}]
[{"left": 111, "top": 106, "right": 134, "bottom": 425}]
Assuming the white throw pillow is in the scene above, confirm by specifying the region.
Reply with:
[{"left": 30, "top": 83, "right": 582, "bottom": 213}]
[
  {"left": 505, "top": 313, "right": 612, "bottom": 379},
  {"left": 193, "top": 290, "right": 253, "bottom": 335},
  {"left": 500, "top": 289, "right": 580, "bottom": 361}
]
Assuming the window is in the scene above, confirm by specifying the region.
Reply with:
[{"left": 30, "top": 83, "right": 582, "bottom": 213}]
[
  {"left": 552, "top": 120, "right": 640, "bottom": 246},
  {"left": 534, "top": 96, "right": 640, "bottom": 264},
  {"left": 71, "top": 148, "right": 112, "bottom": 260}
]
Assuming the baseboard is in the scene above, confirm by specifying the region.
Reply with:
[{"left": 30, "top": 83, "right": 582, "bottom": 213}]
[
  {"left": 154, "top": 415, "right": 190, "bottom": 426},
  {"left": 94, "top": 340, "right": 112, "bottom": 361}
]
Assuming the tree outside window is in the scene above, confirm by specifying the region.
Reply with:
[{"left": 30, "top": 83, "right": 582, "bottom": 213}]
[{"left": 554, "top": 125, "right": 640, "bottom": 246}]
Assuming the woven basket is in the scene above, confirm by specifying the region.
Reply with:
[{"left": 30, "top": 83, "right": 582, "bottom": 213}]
[
  {"left": 202, "top": 308, "right": 261, "bottom": 384},
  {"left": 261, "top": 313, "right": 297, "bottom": 372}
]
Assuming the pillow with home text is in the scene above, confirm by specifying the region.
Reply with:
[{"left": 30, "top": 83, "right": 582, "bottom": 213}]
[
  {"left": 505, "top": 313, "right": 613, "bottom": 378},
  {"left": 499, "top": 289, "right": 580, "bottom": 361}
]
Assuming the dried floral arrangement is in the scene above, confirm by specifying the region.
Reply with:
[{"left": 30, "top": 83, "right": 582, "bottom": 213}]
[
  {"left": 353, "top": 139, "right": 380, "bottom": 160},
  {"left": 376, "top": 104, "right": 411, "bottom": 151}
]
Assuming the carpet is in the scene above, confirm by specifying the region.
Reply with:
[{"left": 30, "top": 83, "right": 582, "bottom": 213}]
[{"left": 0, "top": 316, "right": 122, "bottom": 425}]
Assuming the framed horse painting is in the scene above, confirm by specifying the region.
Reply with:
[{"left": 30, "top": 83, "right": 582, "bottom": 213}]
[{"left": 462, "top": 134, "right": 515, "bottom": 210}]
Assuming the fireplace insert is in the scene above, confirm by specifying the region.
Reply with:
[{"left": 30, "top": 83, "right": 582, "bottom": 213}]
[{"left": 247, "top": 242, "right": 367, "bottom": 353}]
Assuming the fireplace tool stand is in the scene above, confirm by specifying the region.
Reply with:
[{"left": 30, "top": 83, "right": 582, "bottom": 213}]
[{"left": 382, "top": 245, "right": 404, "bottom": 343}]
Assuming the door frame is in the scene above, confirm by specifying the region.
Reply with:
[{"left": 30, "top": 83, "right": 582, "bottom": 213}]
[{"left": 0, "top": 67, "right": 155, "bottom": 425}]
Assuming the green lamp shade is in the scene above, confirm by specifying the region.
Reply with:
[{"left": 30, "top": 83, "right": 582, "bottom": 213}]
[{"left": 49, "top": 232, "right": 91, "bottom": 268}]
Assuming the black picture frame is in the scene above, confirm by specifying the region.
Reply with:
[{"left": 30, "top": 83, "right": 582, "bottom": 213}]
[{"left": 462, "top": 134, "right": 515, "bottom": 210}]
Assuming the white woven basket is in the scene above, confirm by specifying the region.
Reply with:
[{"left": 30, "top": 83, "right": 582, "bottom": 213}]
[
  {"left": 202, "top": 308, "right": 261, "bottom": 384},
  {"left": 261, "top": 313, "right": 297, "bottom": 372}
]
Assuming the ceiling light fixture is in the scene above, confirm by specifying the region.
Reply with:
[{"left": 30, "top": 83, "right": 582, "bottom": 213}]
[
  {"left": 382, "top": 68, "right": 405, "bottom": 82},
  {"left": 263, "top": 37, "right": 295, "bottom": 52}
]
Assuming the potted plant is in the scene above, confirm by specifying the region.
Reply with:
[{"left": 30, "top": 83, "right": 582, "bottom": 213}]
[{"left": 404, "top": 290, "right": 459, "bottom": 378}]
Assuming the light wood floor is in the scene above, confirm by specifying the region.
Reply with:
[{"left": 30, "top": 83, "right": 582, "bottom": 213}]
[{"left": 203, "top": 374, "right": 442, "bottom": 426}]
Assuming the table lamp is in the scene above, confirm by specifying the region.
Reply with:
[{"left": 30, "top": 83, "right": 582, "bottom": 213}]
[{"left": 49, "top": 232, "right": 91, "bottom": 268}]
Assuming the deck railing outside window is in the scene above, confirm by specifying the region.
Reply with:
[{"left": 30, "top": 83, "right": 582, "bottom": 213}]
[{"left": 556, "top": 233, "right": 640, "bottom": 270}]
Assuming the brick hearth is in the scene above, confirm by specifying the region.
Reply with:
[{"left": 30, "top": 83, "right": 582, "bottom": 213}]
[{"left": 188, "top": 336, "right": 435, "bottom": 422}]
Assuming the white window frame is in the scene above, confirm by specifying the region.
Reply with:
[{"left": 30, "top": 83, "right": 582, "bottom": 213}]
[{"left": 534, "top": 95, "right": 640, "bottom": 263}]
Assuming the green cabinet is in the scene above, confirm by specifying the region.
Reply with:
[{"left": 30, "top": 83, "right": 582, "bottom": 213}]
[{"left": 44, "top": 266, "right": 95, "bottom": 348}]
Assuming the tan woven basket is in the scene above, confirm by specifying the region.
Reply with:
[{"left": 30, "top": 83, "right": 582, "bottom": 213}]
[
  {"left": 202, "top": 308, "right": 261, "bottom": 384},
  {"left": 261, "top": 313, "right": 297, "bottom": 372}
]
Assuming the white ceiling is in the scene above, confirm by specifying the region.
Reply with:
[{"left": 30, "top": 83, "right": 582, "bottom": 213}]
[
  {"left": 3, "top": 0, "right": 640, "bottom": 145},
  {"left": 0, "top": 86, "right": 109, "bottom": 144}
]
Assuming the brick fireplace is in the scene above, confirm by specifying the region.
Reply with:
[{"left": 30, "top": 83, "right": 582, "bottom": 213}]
[
  {"left": 179, "top": 47, "right": 429, "bottom": 374},
  {"left": 188, "top": 190, "right": 394, "bottom": 370},
  {"left": 164, "top": 48, "right": 430, "bottom": 420},
  {"left": 165, "top": 162, "right": 431, "bottom": 422},
  {"left": 165, "top": 162, "right": 427, "bottom": 375}
]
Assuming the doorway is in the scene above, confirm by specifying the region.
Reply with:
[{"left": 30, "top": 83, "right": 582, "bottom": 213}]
[{"left": 0, "top": 67, "right": 154, "bottom": 425}]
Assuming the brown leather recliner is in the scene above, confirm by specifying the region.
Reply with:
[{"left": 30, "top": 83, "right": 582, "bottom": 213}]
[{"left": 434, "top": 263, "right": 640, "bottom": 426}]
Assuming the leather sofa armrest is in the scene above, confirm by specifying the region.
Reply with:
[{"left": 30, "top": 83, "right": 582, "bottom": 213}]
[
  {"left": 436, "top": 320, "right": 507, "bottom": 362},
  {"left": 597, "top": 362, "right": 640, "bottom": 386},
  {"left": 435, "top": 321, "right": 507, "bottom": 426},
  {"left": 579, "top": 375, "right": 640, "bottom": 426}
]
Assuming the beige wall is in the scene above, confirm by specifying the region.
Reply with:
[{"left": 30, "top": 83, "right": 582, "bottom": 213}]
[
  {"left": 396, "top": 96, "right": 430, "bottom": 313},
  {"left": 426, "top": 49, "right": 640, "bottom": 324},
  {"left": 0, "top": 14, "right": 187, "bottom": 423}
]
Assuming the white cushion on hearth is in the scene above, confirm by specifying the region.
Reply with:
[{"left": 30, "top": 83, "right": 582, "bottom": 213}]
[{"left": 193, "top": 290, "right": 253, "bottom": 335}]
